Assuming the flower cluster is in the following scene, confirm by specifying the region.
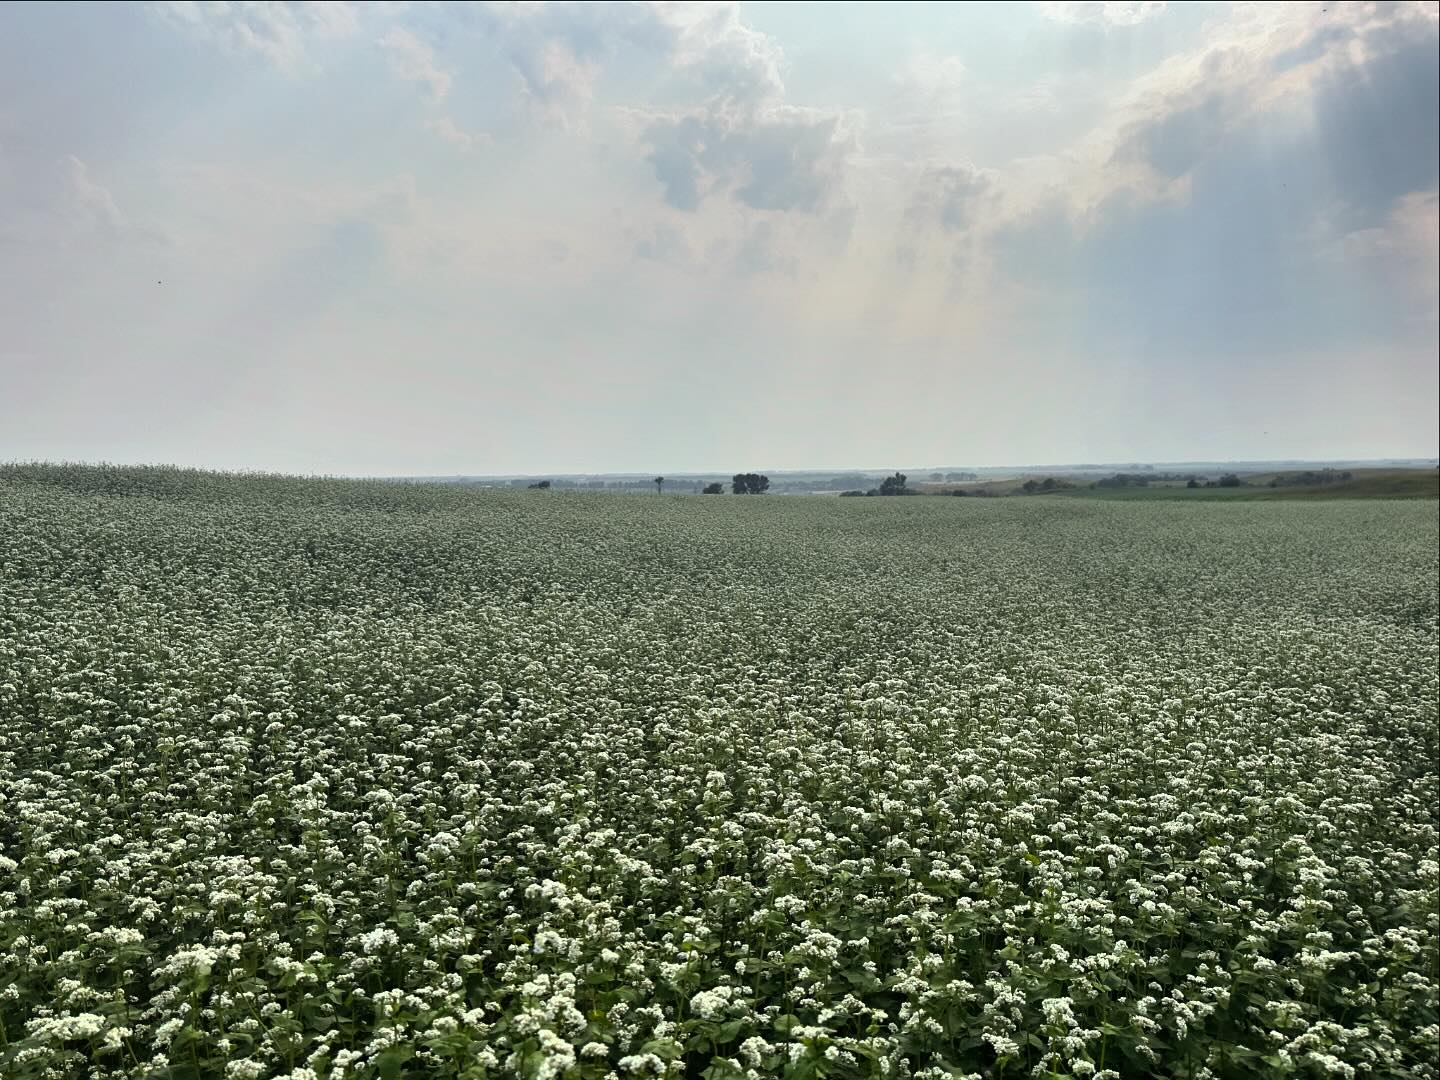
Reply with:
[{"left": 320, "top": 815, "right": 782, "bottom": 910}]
[{"left": 0, "top": 463, "right": 1436, "bottom": 1078}]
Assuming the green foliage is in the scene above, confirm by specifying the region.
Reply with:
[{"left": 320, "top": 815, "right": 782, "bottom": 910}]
[
  {"left": 878, "top": 473, "right": 909, "bottom": 496},
  {"left": 731, "top": 473, "right": 770, "bottom": 495},
  {"left": 0, "top": 464, "right": 1436, "bottom": 1078}
]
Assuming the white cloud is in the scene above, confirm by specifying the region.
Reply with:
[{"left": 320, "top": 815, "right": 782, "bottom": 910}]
[
  {"left": 661, "top": 1, "right": 785, "bottom": 107},
  {"left": 381, "top": 27, "right": 452, "bottom": 103},
  {"left": 425, "top": 116, "right": 488, "bottom": 150},
  {"left": 1036, "top": 2, "right": 1166, "bottom": 26},
  {"left": 58, "top": 156, "right": 169, "bottom": 245},
  {"left": 473, "top": 1, "right": 624, "bottom": 125},
  {"left": 1337, "top": 190, "right": 1440, "bottom": 319},
  {"left": 474, "top": 1, "right": 787, "bottom": 123},
  {"left": 152, "top": 0, "right": 360, "bottom": 71}
]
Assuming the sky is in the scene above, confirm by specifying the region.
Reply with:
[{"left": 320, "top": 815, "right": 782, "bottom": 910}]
[{"left": 1, "top": 0, "right": 1437, "bottom": 475}]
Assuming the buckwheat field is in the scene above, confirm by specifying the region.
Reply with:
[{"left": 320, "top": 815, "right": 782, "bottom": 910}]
[{"left": 1, "top": 465, "right": 1436, "bottom": 1080}]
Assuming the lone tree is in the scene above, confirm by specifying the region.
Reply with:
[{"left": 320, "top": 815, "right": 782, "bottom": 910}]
[
  {"left": 654, "top": 476, "right": 665, "bottom": 495},
  {"left": 702, "top": 482, "right": 724, "bottom": 495},
  {"left": 527, "top": 479, "right": 551, "bottom": 489},
  {"left": 732, "top": 473, "right": 770, "bottom": 495}
]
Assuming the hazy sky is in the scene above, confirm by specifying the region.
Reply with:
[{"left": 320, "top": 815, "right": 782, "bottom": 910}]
[{"left": 2, "top": 1, "right": 1437, "bottom": 474}]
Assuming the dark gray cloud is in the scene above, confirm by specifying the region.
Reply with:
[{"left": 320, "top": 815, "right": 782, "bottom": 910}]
[{"left": 1310, "top": 26, "right": 1439, "bottom": 230}]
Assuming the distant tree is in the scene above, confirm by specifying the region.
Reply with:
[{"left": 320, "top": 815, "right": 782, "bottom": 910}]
[
  {"left": 1218, "top": 473, "right": 1242, "bottom": 488},
  {"left": 1186, "top": 478, "right": 1199, "bottom": 489},
  {"left": 731, "top": 473, "right": 770, "bottom": 495},
  {"left": 527, "top": 480, "right": 551, "bottom": 489},
  {"left": 878, "top": 472, "right": 909, "bottom": 496},
  {"left": 929, "top": 472, "right": 944, "bottom": 481},
  {"left": 839, "top": 490, "right": 866, "bottom": 497},
  {"left": 1041, "top": 477, "right": 1057, "bottom": 491},
  {"left": 951, "top": 489, "right": 969, "bottom": 497},
  {"left": 654, "top": 476, "right": 665, "bottom": 495},
  {"left": 702, "top": 482, "right": 724, "bottom": 495},
  {"left": 1022, "top": 479, "right": 1040, "bottom": 494}
]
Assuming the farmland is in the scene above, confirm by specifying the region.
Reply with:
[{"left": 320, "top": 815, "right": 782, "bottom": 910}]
[{"left": 1, "top": 465, "right": 1437, "bottom": 1079}]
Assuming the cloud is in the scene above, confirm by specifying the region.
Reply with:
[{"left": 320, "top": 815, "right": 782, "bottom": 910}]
[
  {"left": 152, "top": 1, "right": 360, "bottom": 72},
  {"left": 1064, "top": 0, "right": 1438, "bottom": 218},
  {"left": 633, "top": 221, "right": 694, "bottom": 266},
  {"left": 381, "top": 27, "right": 452, "bottom": 103},
  {"left": 470, "top": 1, "right": 635, "bottom": 124},
  {"left": 425, "top": 116, "right": 488, "bottom": 150},
  {"left": 58, "top": 156, "right": 169, "bottom": 245},
  {"left": 468, "top": 1, "right": 786, "bottom": 127},
  {"left": 733, "top": 219, "right": 797, "bottom": 277},
  {"left": 905, "top": 162, "right": 996, "bottom": 233},
  {"left": 1340, "top": 192, "right": 1440, "bottom": 265},
  {"left": 1037, "top": 2, "right": 1166, "bottom": 26},
  {"left": 640, "top": 105, "right": 856, "bottom": 214},
  {"left": 1334, "top": 190, "right": 1440, "bottom": 321},
  {"left": 662, "top": 1, "right": 785, "bottom": 107}
]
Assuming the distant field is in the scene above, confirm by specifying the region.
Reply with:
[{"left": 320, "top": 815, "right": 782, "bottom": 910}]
[
  {"left": 1, "top": 464, "right": 1437, "bottom": 1079},
  {"left": 1042, "top": 468, "right": 1440, "bottom": 501}
]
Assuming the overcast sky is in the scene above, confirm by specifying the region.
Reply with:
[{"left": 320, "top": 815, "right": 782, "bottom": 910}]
[{"left": 2, "top": 1, "right": 1436, "bottom": 475}]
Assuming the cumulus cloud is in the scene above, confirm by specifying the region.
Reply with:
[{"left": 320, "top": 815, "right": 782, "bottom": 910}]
[
  {"left": 661, "top": 1, "right": 785, "bottom": 107},
  {"left": 449, "top": 2, "right": 856, "bottom": 231},
  {"left": 381, "top": 27, "right": 452, "bottom": 103},
  {"left": 640, "top": 105, "right": 855, "bottom": 214},
  {"left": 153, "top": 0, "right": 360, "bottom": 71},
  {"left": 1037, "top": 2, "right": 1166, "bottom": 26},
  {"left": 471, "top": 1, "right": 639, "bottom": 124},
  {"left": 469, "top": 1, "right": 784, "bottom": 127},
  {"left": 1082, "top": 1, "right": 1438, "bottom": 212}
]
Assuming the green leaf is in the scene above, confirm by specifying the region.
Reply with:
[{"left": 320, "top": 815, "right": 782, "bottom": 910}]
[{"left": 377, "top": 1045, "right": 415, "bottom": 1080}]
